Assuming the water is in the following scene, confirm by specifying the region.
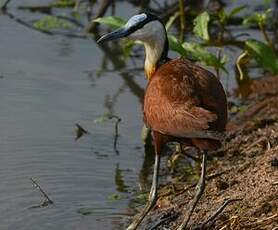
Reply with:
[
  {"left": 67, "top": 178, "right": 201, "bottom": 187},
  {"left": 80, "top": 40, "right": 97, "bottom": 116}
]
[
  {"left": 0, "top": 1, "right": 267, "bottom": 229},
  {"left": 0, "top": 3, "right": 146, "bottom": 229}
]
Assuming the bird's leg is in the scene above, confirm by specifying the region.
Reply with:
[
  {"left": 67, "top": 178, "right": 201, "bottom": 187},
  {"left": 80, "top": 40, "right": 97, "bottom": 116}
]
[
  {"left": 177, "top": 151, "right": 207, "bottom": 230},
  {"left": 127, "top": 152, "right": 160, "bottom": 230}
]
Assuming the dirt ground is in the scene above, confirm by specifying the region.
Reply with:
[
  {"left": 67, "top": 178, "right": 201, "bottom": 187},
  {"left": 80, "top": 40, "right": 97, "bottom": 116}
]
[{"left": 134, "top": 76, "right": 278, "bottom": 230}]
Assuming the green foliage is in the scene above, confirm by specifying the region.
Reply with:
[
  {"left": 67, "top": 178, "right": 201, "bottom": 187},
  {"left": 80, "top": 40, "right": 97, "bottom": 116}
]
[
  {"left": 218, "top": 5, "right": 246, "bottom": 25},
  {"left": 94, "top": 16, "right": 126, "bottom": 29},
  {"left": 168, "top": 35, "right": 187, "bottom": 56},
  {"left": 230, "top": 105, "right": 248, "bottom": 114},
  {"left": 168, "top": 36, "right": 227, "bottom": 71},
  {"left": 263, "top": 0, "right": 272, "bottom": 7},
  {"left": 95, "top": 13, "right": 278, "bottom": 76},
  {"left": 107, "top": 193, "right": 123, "bottom": 201},
  {"left": 245, "top": 39, "right": 278, "bottom": 74},
  {"left": 33, "top": 16, "right": 74, "bottom": 30},
  {"left": 193, "top": 11, "right": 210, "bottom": 41},
  {"left": 94, "top": 113, "right": 113, "bottom": 123},
  {"left": 135, "top": 193, "right": 148, "bottom": 205},
  {"left": 50, "top": 0, "right": 75, "bottom": 8},
  {"left": 243, "top": 8, "right": 272, "bottom": 27},
  {"left": 95, "top": 16, "right": 226, "bottom": 71},
  {"left": 182, "top": 42, "right": 227, "bottom": 71}
]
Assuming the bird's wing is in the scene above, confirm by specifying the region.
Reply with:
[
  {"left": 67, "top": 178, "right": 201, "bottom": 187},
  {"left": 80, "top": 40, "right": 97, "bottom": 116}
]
[
  {"left": 144, "top": 100, "right": 223, "bottom": 140},
  {"left": 144, "top": 58, "right": 227, "bottom": 141}
]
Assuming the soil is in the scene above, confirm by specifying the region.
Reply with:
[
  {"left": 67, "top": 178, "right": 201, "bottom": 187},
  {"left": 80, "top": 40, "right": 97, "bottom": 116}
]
[{"left": 134, "top": 76, "right": 278, "bottom": 230}]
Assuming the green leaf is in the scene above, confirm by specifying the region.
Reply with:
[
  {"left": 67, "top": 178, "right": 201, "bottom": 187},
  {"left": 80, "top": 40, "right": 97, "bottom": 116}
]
[
  {"left": 243, "top": 9, "right": 272, "bottom": 26},
  {"left": 219, "top": 5, "right": 246, "bottom": 25},
  {"left": 33, "top": 16, "right": 74, "bottom": 30},
  {"left": 245, "top": 39, "right": 278, "bottom": 74},
  {"left": 228, "top": 5, "right": 246, "bottom": 18},
  {"left": 94, "top": 16, "right": 126, "bottom": 29},
  {"left": 193, "top": 11, "right": 210, "bottom": 41},
  {"left": 50, "top": 0, "right": 75, "bottom": 8},
  {"left": 243, "top": 13, "right": 262, "bottom": 25},
  {"left": 94, "top": 113, "right": 112, "bottom": 123},
  {"left": 182, "top": 42, "right": 227, "bottom": 71},
  {"left": 107, "top": 193, "right": 123, "bottom": 201},
  {"left": 168, "top": 35, "right": 187, "bottom": 56},
  {"left": 165, "top": 12, "right": 179, "bottom": 31},
  {"left": 135, "top": 193, "right": 148, "bottom": 205}
]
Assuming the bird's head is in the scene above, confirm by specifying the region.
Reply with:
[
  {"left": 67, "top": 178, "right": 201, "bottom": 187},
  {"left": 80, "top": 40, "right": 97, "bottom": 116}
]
[{"left": 97, "top": 13, "right": 168, "bottom": 80}]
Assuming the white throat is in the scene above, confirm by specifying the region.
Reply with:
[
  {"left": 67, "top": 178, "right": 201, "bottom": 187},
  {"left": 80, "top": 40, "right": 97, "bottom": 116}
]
[{"left": 128, "top": 21, "right": 167, "bottom": 79}]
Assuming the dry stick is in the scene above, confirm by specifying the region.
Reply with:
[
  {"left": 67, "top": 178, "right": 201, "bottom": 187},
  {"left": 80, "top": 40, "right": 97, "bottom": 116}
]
[
  {"left": 259, "top": 23, "right": 274, "bottom": 51},
  {"left": 30, "top": 178, "right": 54, "bottom": 205},
  {"left": 1, "top": 0, "right": 12, "bottom": 9},
  {"left": 111, "top": 115, "right": 121, "bottom": 154},
  {"left": 73, "top": 0, "right": 81, "bottom": 12},
  {"left": 86, "top": 0, "right": 112, "bottom": 33},
  {"left": 174, "top": 167, "right": 234, "bottom": 197},
  {"left": 196, "top": 198, "right": 242, "bottom": 229},
  {"left": 150, "top": 211, "right": 179, "bottom": 230},
  {"left": 178, "top": 0, "right": 185, "bottom": 42},
  {"left": 215, "top": 50, "right": 221, "bottom": 79}
]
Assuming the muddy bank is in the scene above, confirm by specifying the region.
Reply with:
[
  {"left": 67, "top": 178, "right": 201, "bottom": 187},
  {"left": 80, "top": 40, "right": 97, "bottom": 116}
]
[{"left": 131, "top": 76, "right": 278, "bottom": 230}]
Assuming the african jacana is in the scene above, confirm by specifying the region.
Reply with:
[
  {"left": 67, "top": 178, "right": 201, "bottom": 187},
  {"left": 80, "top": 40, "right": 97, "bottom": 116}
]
[{"left": 98, "top": 13, "right": 227, "bottom": 230}]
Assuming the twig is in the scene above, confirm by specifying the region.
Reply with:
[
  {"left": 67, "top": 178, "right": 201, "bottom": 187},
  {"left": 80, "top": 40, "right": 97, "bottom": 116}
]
[
  {"left": 86, "top": 0, "right": 112, "bottom": 33},
  {"left": 175, "top": 167, "right": 233, "bottom": 196},
  {"left": 255, "top": 213, "right": 278, "bottom": 224},
  {"left": 259, "top": 23, "right": 274, "bottom": 51},
  {"left": 1, "top": 0, "right": 12, "bottom": 10},
  {"left": 215, "top": 49, "right": 221, "bottom": 79},
  {"left": 195, "top": 198, "right": 242, "bottom": 229},
  {"left": 179, "top": 0, "right": 185, "bottom": 42},
  {"left": 30, "top": 178, "right": 54, "bottom": 207},
  {"left": 236, "top": 50, "right": 249, "bottom": 81},
  {"left": 244, "top": 136, "right": 267, "bottom": 152},
  {"left": 73, "top": 0, "right": 81, "bottom": 12},
  {"left": 110, "top": 115, "right": 121, "bottom": 154},
  {"left": 54, "top": 14, "right": 84, "bottom": 28},
  {"left": 150, "top": 211, "right": 179, "bottom": 230}
]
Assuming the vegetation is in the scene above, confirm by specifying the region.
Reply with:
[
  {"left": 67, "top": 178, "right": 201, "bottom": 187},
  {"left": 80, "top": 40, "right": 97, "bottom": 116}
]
[{"left": 2, "top": 0, "right": 277, "bottom": 85}]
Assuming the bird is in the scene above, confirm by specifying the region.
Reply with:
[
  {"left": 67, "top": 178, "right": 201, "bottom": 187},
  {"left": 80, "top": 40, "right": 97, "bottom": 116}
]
[{"left": 97, "top": 13, "right": 227, "bottom": 230}]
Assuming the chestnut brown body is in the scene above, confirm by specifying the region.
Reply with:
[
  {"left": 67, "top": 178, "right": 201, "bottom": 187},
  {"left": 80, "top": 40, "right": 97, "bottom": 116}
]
[
  {"left": 144, "top": 58, "right": 227, "bottom": 152},
  {"left": 97, "top": 13, "right": 229, "bottom": 229}
]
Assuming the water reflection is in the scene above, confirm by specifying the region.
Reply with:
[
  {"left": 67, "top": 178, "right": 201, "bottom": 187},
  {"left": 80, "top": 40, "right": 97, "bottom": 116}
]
[
  {"left": 57, "top": 39, "right": 74, "bottom": 57},
  {"left": 138, "top": 131, "right": 155, "bottom": 192},
  {"left": 115, "top": 163, "right": 129, "bottom": 193}
]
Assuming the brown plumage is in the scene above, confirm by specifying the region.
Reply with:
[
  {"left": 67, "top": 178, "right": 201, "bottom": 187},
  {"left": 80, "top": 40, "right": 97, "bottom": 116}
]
[{"left": 144, "top": 58, "right": 227, "bottom": 152}]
